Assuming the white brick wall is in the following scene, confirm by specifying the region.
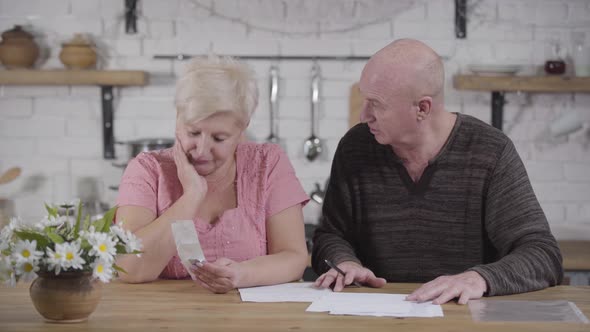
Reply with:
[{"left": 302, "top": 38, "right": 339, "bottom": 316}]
[{"left": 0, "top": 0, "right": 588, "bottom": 233}]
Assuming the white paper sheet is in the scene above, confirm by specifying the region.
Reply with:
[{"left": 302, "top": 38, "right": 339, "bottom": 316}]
[
  {"left": 306, "top": 292, "right": 444, "bottom": 318},
  {"left": 238, "top": 282, "right": 332, "bottom": 302}
]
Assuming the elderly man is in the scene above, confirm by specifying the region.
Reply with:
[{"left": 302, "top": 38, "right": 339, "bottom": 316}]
[{"left": 312, "top": 39, "right": 563, "bottom": 304}]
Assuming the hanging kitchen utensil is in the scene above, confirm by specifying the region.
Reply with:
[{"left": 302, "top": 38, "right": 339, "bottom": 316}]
[
  {"left": 0, "top": 167, "right": 21, "bottom": 185},
  {"left": 310, "top": 182, "right": 325, "bottom": 205},
  {"left": 266, "top": 66, "right": 280, "bottom": 144},
  {"left": 303, "top": 63, "right": 323, "bottom": 161}
]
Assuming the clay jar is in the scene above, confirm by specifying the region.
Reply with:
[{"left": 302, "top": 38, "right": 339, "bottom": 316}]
[
  {"left": 59, "top": 34, "right": 97, "bottom": 69},
  {"left": 29, "top": 271, "right": 103, "bottom": 323},
  {"left": 0, "top": 25, "right": 40, "bottom": 69}
]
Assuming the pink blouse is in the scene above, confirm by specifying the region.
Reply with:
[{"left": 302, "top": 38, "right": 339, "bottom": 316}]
[{"left": 116, "top": 142, "right": 309, "bottom": 279}]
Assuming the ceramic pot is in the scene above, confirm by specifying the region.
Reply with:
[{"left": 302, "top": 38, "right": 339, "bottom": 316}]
[
  {"left": 0, "top": 25, "right": 40, "bottom": 69},
  {"left": 29, "top": 271, "right": 103, "bottom": 323},
  {"left": 111, "top": 138, "right": 174, "bottom": 169},
  {"left": 59, "top": 34, "right": 97, "bottom": 69}
]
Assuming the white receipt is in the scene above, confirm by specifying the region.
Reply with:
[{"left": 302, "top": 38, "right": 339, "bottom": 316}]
[{"left": 171, "top": 220, "right": 206, "bottom": 279}]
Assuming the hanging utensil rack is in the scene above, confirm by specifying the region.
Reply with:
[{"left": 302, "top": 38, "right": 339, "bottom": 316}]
[{"left": 154, "top": 55, "right": 371, "bottom": 61}]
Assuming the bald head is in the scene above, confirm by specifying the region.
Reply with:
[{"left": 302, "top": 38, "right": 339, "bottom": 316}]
[{"left": 362, "top": 39, "right": 445, "bottom": 104}]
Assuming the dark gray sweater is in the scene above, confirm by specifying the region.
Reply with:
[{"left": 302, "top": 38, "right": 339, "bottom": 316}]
[{"left": 312, "top": 113, "right": 563, "bottom": 296}]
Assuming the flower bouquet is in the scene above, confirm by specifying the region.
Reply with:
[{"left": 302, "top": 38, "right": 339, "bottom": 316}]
[{"left": 0, "top": 200, "right": 142, "bottom": 322}]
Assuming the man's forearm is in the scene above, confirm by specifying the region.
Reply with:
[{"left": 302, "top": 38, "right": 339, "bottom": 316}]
[{"left": 469, "top": 236, "right": 563, "bottom": 296}]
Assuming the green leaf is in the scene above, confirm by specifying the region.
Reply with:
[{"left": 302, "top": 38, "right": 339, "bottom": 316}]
[
  {"left": 92, "top": 219, "right": 105, "bottom": 233},
  {"left": 80, "top": 239, "right": 91, "bottom": 251},
  {"left": 82, "top": 215, "right": 90, "bottom": 232},
  {"left": 101, "top": 206, "right": 118, "bottom": 233},
  {"left": 115, "top": 243, "right": 127, "bottom": 254},
  {"left": 44, "top": 203, "right": 58, "bottom": 218},
  {"left": 46, "top": 231, "right": 64, "bottom": 244},
  {"left": 14, "top": 230, "right": 50, "bottom": 249},
  {"left": 73, "top": 201, "right": 83, "bottom": 238},
  {"left": 43, "top": 226, "right": 57, "bottom": 233},
  {"left": 112, "top": 263, "right": 128, "bottom": 274}
]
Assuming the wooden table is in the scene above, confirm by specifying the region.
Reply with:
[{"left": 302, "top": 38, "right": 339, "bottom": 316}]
[{"left": 0, "top": 281, "right": 588, "bottom": 332}]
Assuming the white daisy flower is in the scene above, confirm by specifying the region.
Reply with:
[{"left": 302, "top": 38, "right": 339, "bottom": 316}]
[
  {"left": 56, "top": 241, "right": 85, "bottom": 270},
  {"left": 91, "top": 259, "right": 113, "bottom": 283},
  {"left": 37, "top": 215, "right": 69, "bottom": 230},
  {"left": 46, "top": 246, "right": 65, "bottom": 275},
  {"left": 78, "top": 225, "right": 96, "bottom": 238},
  {"left": 15, "top": 260, "right": 39, "bottom": 282},
  {"left": 87, "top": 232, "right": 117, "bottom": 262},
  {"left": 110, "top": 225, "right": 142, "bottom": 255},
  {"left": 12, "top": 240, "right": 43, "bottom": 264},
  {"left": 109, "top": 225, "right": 127, "bottom": 242},
  {"left": 0, "top": 238, "right": 8, "bottom": 253},
  {"left": 3, "top": 269, "right": 16, "bottom": 287},
  {"left": 62, "top": 215, "right": 75, "bottom": 229},
  {"left": 0, "top": 255, "right": 15, "bottom": 285},
  {"left": 124, "top": 233, "right": 142, "bottom": 255},
  {"left": 1, "top": 217, "right": 22, "bottom": 242}
]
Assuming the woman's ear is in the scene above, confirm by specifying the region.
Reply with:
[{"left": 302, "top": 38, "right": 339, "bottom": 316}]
[{"left": 239, "top": 130, "right": 249, "bottom": 143}]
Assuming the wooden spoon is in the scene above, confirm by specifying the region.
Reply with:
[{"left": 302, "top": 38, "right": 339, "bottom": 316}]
[{"left": 0, "top": 167, "right": 21, "bottom": 185}]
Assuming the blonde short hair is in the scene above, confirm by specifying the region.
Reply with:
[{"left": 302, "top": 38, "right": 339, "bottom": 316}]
[{"left": 174, "top": 55, "right": 259, "bottom": 125}]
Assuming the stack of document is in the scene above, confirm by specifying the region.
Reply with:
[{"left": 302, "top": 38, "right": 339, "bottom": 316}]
[
  {"left": 306, "top": 293, "right": 444, "bottom": 317},
  {"left": 238, "top": 283, "right": 443, "bottom": 318},
  {"left": 239, "top": 282, "right": 331, "bottom": 302}
]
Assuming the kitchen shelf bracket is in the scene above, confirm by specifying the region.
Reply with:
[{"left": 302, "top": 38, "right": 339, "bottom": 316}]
[
  {"left": 101, "top": 86, "right": 115, "bottom": 159},
  {"left": 455, "top": 0, "right": 467, "bottom": 39},
  {"left": 491, "top": 91, "right": 505, "bottom": 131},
  {"left": 125, "top": 0, "right": 138, "bottom": 34}
]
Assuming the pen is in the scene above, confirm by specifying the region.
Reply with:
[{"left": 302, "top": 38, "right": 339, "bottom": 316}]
[{"left": 324, "top": 259, "right": 363, "bottom": 287}]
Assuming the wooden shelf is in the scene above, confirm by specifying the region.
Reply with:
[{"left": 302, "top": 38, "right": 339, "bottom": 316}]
[
  {"left": 453, "top": 75, "right": 590, "bottom": 131},
  {"left": 0, "top": 69, "right": 149, "bottom": 159},
  {"left": 0, "top": 69, "right": 148, "bottom": 86},
  {"left": 454, "top": 75, "right": 590, "bottom": 93}
]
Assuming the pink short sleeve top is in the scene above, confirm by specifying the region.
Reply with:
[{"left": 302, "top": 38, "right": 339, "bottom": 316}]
[{"left": 116, "top": 142, "right": 309, "bottom": 279}]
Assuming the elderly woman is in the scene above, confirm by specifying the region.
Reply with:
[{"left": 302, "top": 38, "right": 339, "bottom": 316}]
[{"left": 115, "top": 56, "right": 309, "bottom": 293}]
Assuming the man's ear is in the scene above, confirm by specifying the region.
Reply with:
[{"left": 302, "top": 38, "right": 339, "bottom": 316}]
[{"left": 418, "top": 96, "right": 433, "bottom": 116}]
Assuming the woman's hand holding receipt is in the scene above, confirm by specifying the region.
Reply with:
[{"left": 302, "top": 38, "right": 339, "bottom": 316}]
[{"left": 315, "top": 259, "right": 387, "bottom": 292}]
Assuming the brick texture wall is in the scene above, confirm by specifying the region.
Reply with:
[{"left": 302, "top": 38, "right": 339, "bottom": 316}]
[{"left": 0, "top": 0, "right": 589, "bottom": 236}]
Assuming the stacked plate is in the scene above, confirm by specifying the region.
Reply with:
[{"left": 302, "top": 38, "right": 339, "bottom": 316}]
[{"left": 468, "top": 64, "right": 522, "bottom": 76}]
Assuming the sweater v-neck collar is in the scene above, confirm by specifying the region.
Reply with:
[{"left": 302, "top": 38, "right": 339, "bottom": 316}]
[{"left": 385, "top": 113, "right": 463, "bottom": 195}]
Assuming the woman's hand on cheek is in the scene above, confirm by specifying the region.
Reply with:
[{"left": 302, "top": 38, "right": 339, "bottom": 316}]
[{"left": 174, "top": 135, "right": 207, "bottom": 202}]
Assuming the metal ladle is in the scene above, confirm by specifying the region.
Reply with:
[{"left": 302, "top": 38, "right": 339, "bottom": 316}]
[
  {"left": 303, "top": 63, "right": 323, "bottom": 161},
  {"left": 266, "top": 66, "right": 280, "bottom": 144}
]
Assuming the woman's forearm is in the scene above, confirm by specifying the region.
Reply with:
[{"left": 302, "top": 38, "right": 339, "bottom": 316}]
[
  {"left": 117, "top": 195, "right": 201, "bottom": 283},
  {"left": 237, "top": 249, "right": 308, "bottom": 288}
]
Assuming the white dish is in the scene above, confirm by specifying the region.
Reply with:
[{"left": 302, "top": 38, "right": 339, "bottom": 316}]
[{"left": 468, "top": 64, "right": 521, "bottom": 76}]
